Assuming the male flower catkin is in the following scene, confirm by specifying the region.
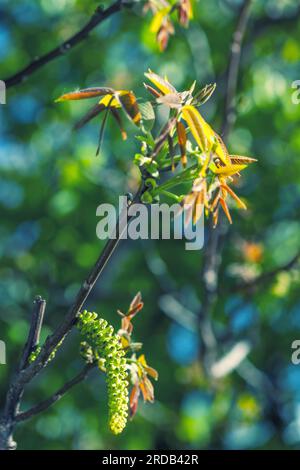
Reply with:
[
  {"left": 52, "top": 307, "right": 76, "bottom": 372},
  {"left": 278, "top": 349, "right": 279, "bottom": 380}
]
[{"left": 77, "top": 310, "right": 129, "bottom": 435}]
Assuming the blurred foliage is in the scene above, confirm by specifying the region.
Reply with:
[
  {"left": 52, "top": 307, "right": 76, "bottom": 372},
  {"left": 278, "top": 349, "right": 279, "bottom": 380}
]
[{"left": 1, "top": 0, "right": 300, "bottom": 450}]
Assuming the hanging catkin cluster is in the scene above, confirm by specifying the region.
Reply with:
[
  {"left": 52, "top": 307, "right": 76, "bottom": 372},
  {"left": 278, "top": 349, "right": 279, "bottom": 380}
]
[{"left": 77, "top": 310, "right": 129, "bottom": 434}]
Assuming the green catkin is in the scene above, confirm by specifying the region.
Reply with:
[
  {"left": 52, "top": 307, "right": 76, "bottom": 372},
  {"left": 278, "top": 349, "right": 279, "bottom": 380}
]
[{"left": 77, "top": 310, "right": 129, "bottom": 435}]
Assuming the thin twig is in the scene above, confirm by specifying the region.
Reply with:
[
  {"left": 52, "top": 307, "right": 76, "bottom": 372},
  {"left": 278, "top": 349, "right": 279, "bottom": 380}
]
[
  {"left": 19, "top": 296, "right": 46, "bottom": 371},
  {"left": 29, "top": 125, "right": 173, "bottom": 372},
  {"left": 222, "top": 0, "right": 253, "bottom": 139},
  {"left": 16, "top": 363, "right": 96, "bottom": 423},
  {"left": 0, "top": 189, "right": 142, "bottom": 449},
  {"left": 22, "top": 185, "right": 145, "bottom": 377},
  {"left": 4, "top": 0, "right": 126, "bottom": 89},
  {"left": 0, "top": 116, "right": 174, "bottom": 449}
]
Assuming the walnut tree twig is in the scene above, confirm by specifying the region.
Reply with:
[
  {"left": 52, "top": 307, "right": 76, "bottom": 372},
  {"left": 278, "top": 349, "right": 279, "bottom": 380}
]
[
  {"left": 19, "top": 296, "right": 46, "bottom": 371},
  {"left": 4, "top": 0, "right": 128, "bottom": 89},
  {"left": 0, "top": 117, "right": 174, "bottom": 449},
  {"left": 222, "top": 0, "right": 253, "bottom": 139},
  {"left": 15, "top": 363, "right": 96, "bottom": 423}
]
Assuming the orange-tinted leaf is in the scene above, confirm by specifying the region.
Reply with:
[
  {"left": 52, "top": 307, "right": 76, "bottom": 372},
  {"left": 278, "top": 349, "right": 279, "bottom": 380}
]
[
  {"left": 193, "top": 191, "right": 204, "bottom": 225},
  {"left": 144, "top": 365, "right": 159, "bottom": 381},
  {"left": 140, "top": 376, "right": 155, "bottom": 403},
  {"left": 213, "top": 208, "right": 219, "bottom": 228},
  {"left": 117, "top": 91, "right": 141, "bottom": 126},
  {"left": 121, "top": 316, "right": 134, "bottom": 335},
  {"left": 144, "top": 83, "right": 162, "bottom": 98},
  {"left": 178, "top": 0, "right": 193, "bottom": 27},
  {"left": 221, "top": 183, "right": 247, "bottom": 210},
  {"left": 128, "top": 292, "right": 144, "bottom": 318},
  {"left": 177, "top": 121, "right": 187, "bottom": 147},
  {"left": 220, "top": 198, "right": 232, "bottom": 224},
  {"left": 55, "top": 87, "right": 114, "bottom": 102},
  {"left": 211, "top": 190, "right": 220, "bottom": 212},
  {"left": 176, "top": 121, "right": 187, "bottom": 167},
  {"left": 129, "top": 292, "right": 142, "bottom": 311},
  {"left": 110, "top": 108, "right": 127, "bottom": 140}
]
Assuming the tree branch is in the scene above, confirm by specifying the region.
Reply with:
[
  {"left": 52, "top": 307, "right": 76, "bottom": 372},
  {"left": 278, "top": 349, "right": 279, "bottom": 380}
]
[
  {"left": 15, "top": 363, "right": 96, "bottom": 423},
  {"left": 222, "top": 0, "right": 253, "bottom": 139},
  {"left": 23, "top": 122, "right": 172, "bottom": 379},
  {"left": 19, "top": 296, "right": 46, "bottom": 371},
  {"left": 0, "top": 117, "right": 172, "bottom": 449},
  {"left": 18, "top": 186, "right": 145, "bottom": 383},
  {"left": 4, "top": 0, "right": 126, "bottom": 89}
]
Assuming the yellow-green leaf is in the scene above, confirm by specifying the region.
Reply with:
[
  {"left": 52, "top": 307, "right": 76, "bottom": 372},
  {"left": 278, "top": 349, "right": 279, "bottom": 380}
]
[
  {"left": 145, "top": 70, "right": 177, "bottom": 96},
  {"left": 181, "top": 105, "right": 209, "bottom": 152}
]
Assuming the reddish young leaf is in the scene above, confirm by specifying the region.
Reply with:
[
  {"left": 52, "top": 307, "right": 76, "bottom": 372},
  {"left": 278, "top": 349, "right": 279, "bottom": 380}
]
[
  {"left": 176, "top": 121, "right": 187, "bottom": 167},
  {"left": 129, "top": 384, "right": 140, "bottom": 418}
]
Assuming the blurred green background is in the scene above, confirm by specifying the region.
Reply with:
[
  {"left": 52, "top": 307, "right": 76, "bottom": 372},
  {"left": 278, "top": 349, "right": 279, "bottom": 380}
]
[{"left": 1, "top": 0, "right": 300, "bottom": 450}]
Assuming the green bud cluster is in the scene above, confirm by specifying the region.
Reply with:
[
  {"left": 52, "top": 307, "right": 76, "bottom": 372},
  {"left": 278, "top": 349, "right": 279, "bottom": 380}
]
[
  {"left": 77, "top": 310, "right": 129, "bottom": 435},
  {"left": 48, "top": 337, "right": 65, "bottom": 362},
  {"left": 28, "top": 337, "right": 65, "bottom": 365},
  {"left": 28, "top": 346, "right": 41, "bottom": 364}
]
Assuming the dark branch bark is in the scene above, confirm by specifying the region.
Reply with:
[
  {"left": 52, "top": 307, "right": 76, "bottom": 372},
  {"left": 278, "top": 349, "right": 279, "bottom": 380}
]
[
  {"left": 20, "top": 124, "right": 171, "bottom": 379},
  {"left": 16, "top": 363, "right": 96, "bottom": 423},
  {"left": 10, "top": 187, "right": 145, "bottom": 389},
  {"left": 222, "top": 0, "right": 253, "bottom": 139},
  {"left": 19, "top": 296, "right": 46, "bottom": 371},
  {"left": 0, "top": 117, "right": 172, "bottom": 449},
  {"left": 0, "top": 194, "right": 139, "bottom": 449},
  {"left": 4, "top": 0, "right": 125, "bottom": 89},
  {"left": 0, "top": 296, "right": 46, "bottom": 450}
]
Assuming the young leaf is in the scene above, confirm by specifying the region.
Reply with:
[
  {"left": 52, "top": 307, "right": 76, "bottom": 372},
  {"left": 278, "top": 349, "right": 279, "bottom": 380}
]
[
  {"left": 117, "top": 91, "right": 141, "bottom": 126},
  {"left": 55, "top": 87, "right": 114, "bottom": 102},
  {"left": 176, "top": 121, "right": 187, "bottom": 167},
  {"left": 145, "top": 70, "right": 177, "bottom": 95},
  {"left": 139, "top": 101, "right": 155, "bottom": 132},
  {"left": 181, "top": 105, "right": 208, "bottom": 152}
]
